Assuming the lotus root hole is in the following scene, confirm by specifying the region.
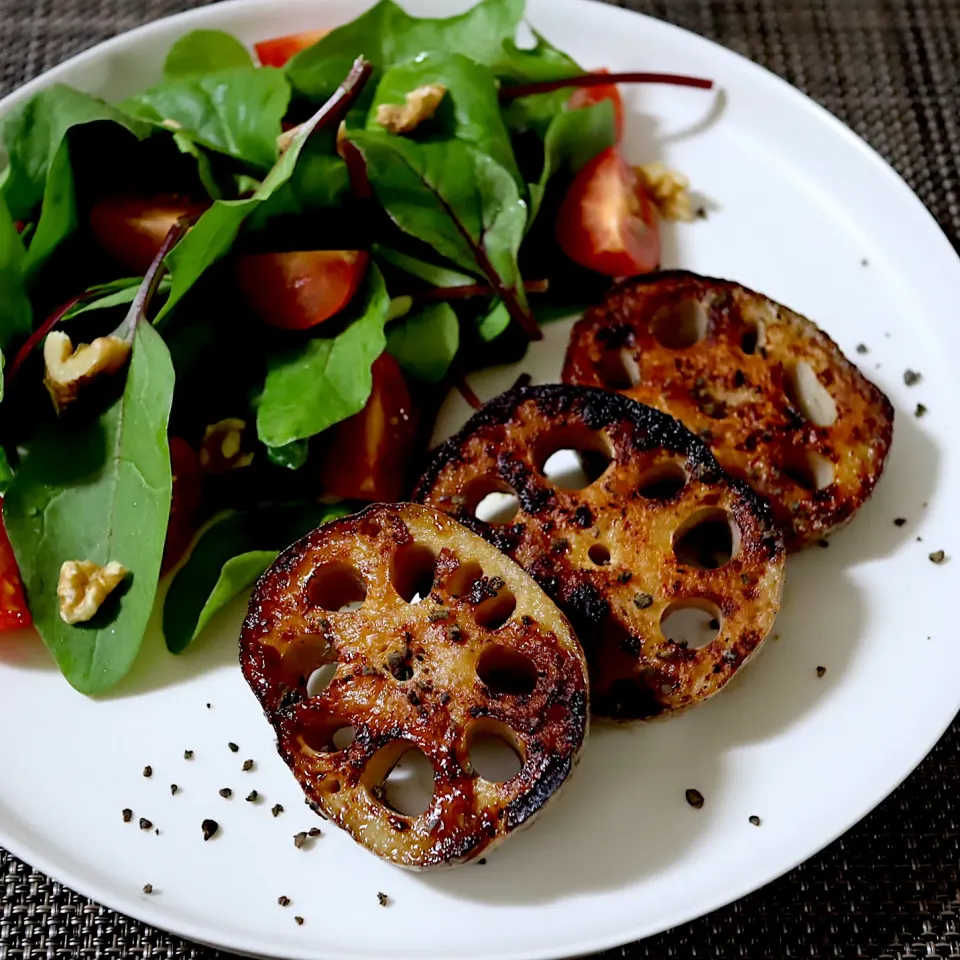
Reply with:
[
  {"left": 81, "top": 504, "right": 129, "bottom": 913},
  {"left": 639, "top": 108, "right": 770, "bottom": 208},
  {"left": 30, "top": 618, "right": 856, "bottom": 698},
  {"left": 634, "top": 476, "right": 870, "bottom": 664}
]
[
  {"left": 534, "top": 426, "right": 612, "bottom": 491},
  {"left": 390, "top": 543, "right": 437, "bottom": 604},
  {"left": 306, "top": 662, "right": 339, "bottom": 698},
  {"left": 476, "top": 644, "right": 537, "bottom": 695},
  {"left": 783, "top": 450, "right": 836, "bottom": 491},
  {"left": 637, "top": 461, "right": 687, "bottom": 500},
  {"left": 466, "top": 718, "right": 525, "bottom": 783},
  {"left": 467, "top": 477, "right": 521, "bottom": 525},
  {"left": 298, "top": 716, "right": 356, "bottom": 755},
  {"left": 598, "top": 346, "right": 641, "bottom": 389},
  {"left": 785, "top": 361, "right": 838, "bottom": 427},
  {"left": 367, "top": 742, "right": 435, "bottom": 818},
  {"left": 652, "top": 297, "right": 709, "bottom": 349},
  {"left": 588, "top": 543, "right": 611, "bottom": 566},
  {"left": 447, "top": 560, "right": 484, "bottom": 598},
  {"left": 673, "top": 508, "right": 739, "bottom": 569},
  {"left": 660, "top": 600, "right": 722, "bottom": 649},
  {"left": 307, "top": 561, "right": 367, "bottom": 612},
  {"left": 473, "top": 588, "right": 518, "bottom": 630}
]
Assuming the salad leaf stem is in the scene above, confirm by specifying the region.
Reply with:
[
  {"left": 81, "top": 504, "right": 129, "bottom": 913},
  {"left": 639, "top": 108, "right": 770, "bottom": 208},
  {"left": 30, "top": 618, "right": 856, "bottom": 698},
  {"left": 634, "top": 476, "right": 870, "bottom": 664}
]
[
  {"left": 500, "top": 71, "right": 714, "bottom": 102},
  {"left": 456, "top": 375, "right": 483, "bottom": 410},
  {"left": 5, "top": 293, "right": 86, "bottom": 385}
]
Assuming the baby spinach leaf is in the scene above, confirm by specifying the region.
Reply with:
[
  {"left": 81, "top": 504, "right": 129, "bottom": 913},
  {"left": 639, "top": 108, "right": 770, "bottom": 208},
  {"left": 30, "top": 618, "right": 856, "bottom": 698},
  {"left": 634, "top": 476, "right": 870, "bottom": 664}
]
[
  {"left": 163, "top": 502, "right": 348, "bottom": 653},
  {"left": 495, "top": 29, "right": 582, "bottom": 83},
  {"left": 257, "top": 265, "right": 390, "bottom": 447},
  {"left": 478, "top": 300, "right": 511, "bottom": 341},
  {"left": 349, "top": 131, "right": 534, "bottom": 336},
  {"left": 23, "top": 138, "right": 76, "bottom": 279},
  {"left": 265, "top": 439, "right": 309, "bottom": 471},
  {"left": 372, "top": 244, "right": 473, "bottom": 288},
  {"left": 125, "top": 66, "right": 290, "bottom": 170},
  {"left": 0, "top": 85, "right": 150, "bottom": 220},
  {"left": 287, "top": 0, "right": 524, "bottom": 99},
  {"left": 387, "top": 302, "right": 458, "bottom": 382},
  {"left": 528, "top": 99, "right": 615, "bottom": 225},
  {"left": 368, "top": 52, "right": 520, "bottom": 186},
  {"left": 4, "top": 317, "right": 175, "bottom": 695},
  {"left": 0, "top": 193, "right": 32, "bottom": 351},
  {"left": 163, "top": 30, "right": 253, "bottom": 80},
  {"left": 63, "top": 277, "right": 172, "bottom": 320},
  {"left": 0, "top": 446, "right": 13, "bottom": 495}
]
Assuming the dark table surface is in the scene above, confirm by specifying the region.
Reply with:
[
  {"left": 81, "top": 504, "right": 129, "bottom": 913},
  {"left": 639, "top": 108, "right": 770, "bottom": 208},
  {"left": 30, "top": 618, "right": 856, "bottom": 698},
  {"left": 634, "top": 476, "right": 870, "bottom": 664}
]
[{"left": 2, "top": 1, "right": 960, "bottom": 958}]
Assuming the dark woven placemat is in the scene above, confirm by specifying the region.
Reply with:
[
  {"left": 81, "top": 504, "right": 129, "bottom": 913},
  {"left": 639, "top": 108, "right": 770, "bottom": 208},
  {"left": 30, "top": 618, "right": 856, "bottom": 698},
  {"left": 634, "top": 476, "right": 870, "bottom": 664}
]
[{"left": 2, "top": 1, "right": 959, "bottom": 958}]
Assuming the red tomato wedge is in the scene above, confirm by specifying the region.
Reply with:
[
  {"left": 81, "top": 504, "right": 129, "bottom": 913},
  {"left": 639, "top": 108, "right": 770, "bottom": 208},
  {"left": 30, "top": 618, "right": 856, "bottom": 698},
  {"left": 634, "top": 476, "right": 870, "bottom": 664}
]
[
  {"left": 568, "top": 69, "right": 625, "bottom": 140},
  {"left": 255, "top": 30, "right": 330, "bottom": 67},
  {"left": 89, "top": 195, "right": 208, "bottom": 276},
  {"left": 237, "top": 250, "right": 369, "bottom": 331},
  {"left": 162, "top": 438, "right": 202, "bottom": 575},
  {"left": 555, "top": 146, "right": 660, "bottom": 278},
  {"left": 0, "top": 505, "right": 31, "bottom": 630},
  {"left": 320, "top": 353, "right": 419, "bottom": 503}
]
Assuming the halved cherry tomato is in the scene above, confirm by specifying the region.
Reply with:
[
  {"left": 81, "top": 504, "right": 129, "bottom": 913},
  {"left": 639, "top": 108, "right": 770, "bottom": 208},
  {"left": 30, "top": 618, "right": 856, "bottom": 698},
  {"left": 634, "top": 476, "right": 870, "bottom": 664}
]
[
  {"left": 89, "top": 194, "right": 208, "bottom": 275},
  {"left": 162, "top": 438, "right": 202, "bottom": 575},
  {"left": 555, "top": 146, "right": 660, "bottom": 278},
  {"left": 320, "top": 354, "right": 419, "bottom": 503},
  {"left": 255, "top": 30, "right": 329, "bottom": 68},
  {"left": 237, "top": 251, "right": 369, "bottom": 331},
  {"left": 568, "top": 69, "right": 625, "bottom": 140},
  {"left": 0, "top": 505, "right": 31, "bottom": 630}
]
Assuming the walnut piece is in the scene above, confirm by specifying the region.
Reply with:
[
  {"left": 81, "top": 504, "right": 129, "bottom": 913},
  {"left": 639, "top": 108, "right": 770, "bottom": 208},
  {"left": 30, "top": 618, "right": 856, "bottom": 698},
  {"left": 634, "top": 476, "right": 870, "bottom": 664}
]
[
  {"left": 43, "top": 332, "right": 132, "bottom": 414},
  {"left": 199, "top": 418, "right": 254, "bottom": 473},
  {"left": 375, "top": 84, "right": 448, "bottom": 135},
  {"left": 636, "top": 162, "right": 694, "bottom": 222},
  {"left": 58, "top": 560, "right": 128, "bottom": 625}
]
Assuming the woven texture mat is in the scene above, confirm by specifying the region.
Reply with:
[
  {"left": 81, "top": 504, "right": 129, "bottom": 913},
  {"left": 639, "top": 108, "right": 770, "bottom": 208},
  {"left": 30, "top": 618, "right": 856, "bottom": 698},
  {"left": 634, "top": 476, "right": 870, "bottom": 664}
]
[{"left": 2, "top": 1, "right": 960, "bottom": 958}]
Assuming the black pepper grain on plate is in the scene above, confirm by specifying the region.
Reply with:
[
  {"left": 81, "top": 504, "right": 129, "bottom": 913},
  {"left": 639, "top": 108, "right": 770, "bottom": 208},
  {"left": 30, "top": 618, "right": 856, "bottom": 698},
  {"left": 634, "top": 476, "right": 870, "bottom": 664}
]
[
  {"left": 816, "top": 665, "right": 827, "bottom": 677},
  {"left": 142, "top": 883, "right": 153, "bottom": 894},
  {"left": 749, "top": 815, "right": 761, "bottom": 826},
  {"left": 228, "top": 742, "right": 239, "bottom": 753},
  {"left": 929, "top": 550, "right": 948, "bottom": 564},
  {"left": 243, "top": 759, "right": 254, "bottom": 771},
  {"left": 122, "top": 808, "right": 133, "bottom": 823},
  {"left": 272, "top": 803, "right": 284, "bottom": 817},
  {"left": 202, "top": 819, "right": 219, "bottom": 841},
  {"left": 894, "top": 518, "right": 907, "bottom": 527},
  {"left": 915, "top": 403, "right": 928, "bottom": 418},
  {"left": 377, "top": 892, "right": 389, "bottom": 907},
  {"left": 856, "top": 343, "right": 868, "bottom": 354},
  {"left": 278, "top": 895, "right": 291, "bottom": 907},
  {"left": 170, "top": 783, "right": 178, "bottom": 795},
  {"left": 685, "top": 789, "right": 705, "bottom": 809},
  {"left": 817, "top": 539, "right": 829, "bottom": 548},
  {"left": 184, "top": 749, "right": 194, "bottom": 760},
  {"left": 294, "top": 831, "right": 308, "bottom": 849},
  {"left": 308, "top": 827, "right": 321, "bottom": 837},
  {"left": 139, "top": 817, "right": 153, "bottom": 831},
  {"left": 903, "top": 369, "right": 922, "bottom": 386},
  {"left": 219, "top": 787, "right": 232, "bottom": 798},
  {"left": 246, "top": 790, "right": 259, "bottom": 802},
  {"left": 295, "top": 916, "right": 304, "bottom": 926},
  {"left": 142, "top": 765, "right": 152, "bottom": 778}
]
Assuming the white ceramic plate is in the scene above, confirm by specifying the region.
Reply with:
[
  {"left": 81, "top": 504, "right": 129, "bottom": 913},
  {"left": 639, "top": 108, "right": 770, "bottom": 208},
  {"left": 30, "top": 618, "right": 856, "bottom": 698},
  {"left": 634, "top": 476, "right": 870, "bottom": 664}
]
[{"left": 1, "top": 1, "right": 957, "bottom": 958}]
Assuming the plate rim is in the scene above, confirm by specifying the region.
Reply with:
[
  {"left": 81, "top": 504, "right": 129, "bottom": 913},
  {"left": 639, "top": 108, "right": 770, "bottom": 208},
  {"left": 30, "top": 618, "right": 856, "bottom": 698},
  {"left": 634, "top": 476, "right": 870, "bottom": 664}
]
[{"left": 1, "top": 1, "right": 959, "bottom": 958}]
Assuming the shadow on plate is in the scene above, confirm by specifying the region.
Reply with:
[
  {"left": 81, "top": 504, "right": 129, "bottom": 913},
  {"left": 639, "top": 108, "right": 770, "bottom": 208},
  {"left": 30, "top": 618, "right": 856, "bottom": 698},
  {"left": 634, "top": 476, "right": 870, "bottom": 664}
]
[
  {"left": 418, "top": 720, "right": 724, "bottom": 905},
  {"left": 102, "top": 588, "right": 244, "bottom": 700}
]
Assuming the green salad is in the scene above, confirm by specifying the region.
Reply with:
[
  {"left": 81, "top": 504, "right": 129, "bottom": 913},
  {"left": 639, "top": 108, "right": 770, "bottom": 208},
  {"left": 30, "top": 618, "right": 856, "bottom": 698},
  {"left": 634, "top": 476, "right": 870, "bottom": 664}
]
[{"left": 0, "top": 0, "right": 710, "bottom": 694}]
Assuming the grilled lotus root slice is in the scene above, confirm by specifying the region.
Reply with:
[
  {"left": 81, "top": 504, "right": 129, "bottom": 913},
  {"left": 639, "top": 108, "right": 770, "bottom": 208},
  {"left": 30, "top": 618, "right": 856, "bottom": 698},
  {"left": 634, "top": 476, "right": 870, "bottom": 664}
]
[
  {"left": 562, "top": 271, "right": 894, "bottom": 550},
  {"left": 240, "top": 503, "right": 588, "bottom": 869},
  {"left": 414, "top": 385, "right": 785, "bottom": 721}
]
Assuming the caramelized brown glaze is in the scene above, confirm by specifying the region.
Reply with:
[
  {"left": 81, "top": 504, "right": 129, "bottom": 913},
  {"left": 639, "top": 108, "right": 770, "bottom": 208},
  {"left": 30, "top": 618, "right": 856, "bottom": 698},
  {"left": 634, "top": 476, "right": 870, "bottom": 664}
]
[
  {"left": 414, "top": 385, "right": 785, "bottom": 721},
  {"left": 240, "top": 503, "right": 588, "bottom": 868},
  {"left": 562, "top": 271, "right": 894, "bottom": 550}
]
